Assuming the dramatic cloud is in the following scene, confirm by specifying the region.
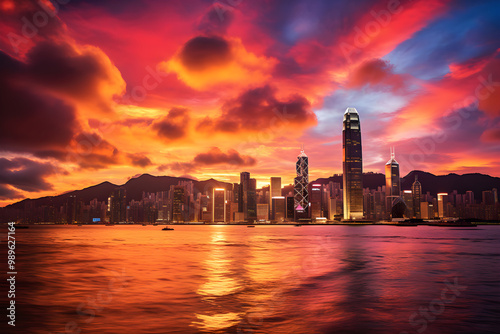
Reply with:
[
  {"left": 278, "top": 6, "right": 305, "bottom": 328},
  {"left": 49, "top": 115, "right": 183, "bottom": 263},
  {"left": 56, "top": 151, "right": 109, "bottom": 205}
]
[
  {"left": 0, "top": 50, "right": 78, "bottom": 153},
  {"left": 158, "top": 162, "right": 196, "bottom": 174},
  {"left": 0, "top": 39, "right": 126, "bottom": 163},
  {"left": 196, "top": 3, "right": 235, "bottom": 35},
  {"left": 180, "top": 36, "right": 231, "bottom": 71},
  {"left": 0, "top": 185, "right": 24, "bottom": 201},
  {"left": 346, "top": 58, "right": 407, "bottom": 91},
  {"left": 197, "top": 85, "right": 317, "bottom": 134},
  {"left": 128, "top": 153, "right": 153, "bottom": 168},
  {"left": 159, "top": 148, "right": 256, "bottom": 174},
  {"left": 24, "top": 41, "right": 125, "bottom": 113},
  {"left": 0, "top": 157, "right": 63, "bottom": 193},
  {"left": 152, "top": 108, "right": 190, "bottom": 141},
  {"left": 161, "top": 35, "right": 276, "bottom": 90},
  {"left": 194, "top": 147, "right": 257, "bottom": 166}
]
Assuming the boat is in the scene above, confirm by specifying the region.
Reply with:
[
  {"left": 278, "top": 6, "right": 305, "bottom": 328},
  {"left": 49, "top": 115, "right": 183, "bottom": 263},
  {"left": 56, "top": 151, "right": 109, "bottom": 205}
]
[
  {"left": 294, "top": 224, "right": 302, "bottom": 227},
  {"left": 162, "top": 226, "right": 174, "bottom": 231},
  {"left": 105, "top": 224, "right": 115, "bottom": 226},
  {"left": 15, "top": 225, "right": 30, "bottom": 229},
  {"left": 153, "top": 223, "right": 158, "bottom": 226},
  {"left": 247, "top": 225, "right": 255, "bottom": 228},
  {"left": 142, "top": 223, "right": 147, "bottom": 226}
]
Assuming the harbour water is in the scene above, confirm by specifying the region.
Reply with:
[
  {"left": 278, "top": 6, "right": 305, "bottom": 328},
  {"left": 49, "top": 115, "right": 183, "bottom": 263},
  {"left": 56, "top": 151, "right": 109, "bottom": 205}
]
[{"left": 1, "top": 225, "right": 499, "bottom": 333}]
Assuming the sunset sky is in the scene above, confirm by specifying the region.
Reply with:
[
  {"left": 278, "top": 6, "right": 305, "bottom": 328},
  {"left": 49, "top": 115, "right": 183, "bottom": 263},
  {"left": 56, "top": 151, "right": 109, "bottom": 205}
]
[{"left": 1, "top": 0, "right": 500, "bottom": 206}]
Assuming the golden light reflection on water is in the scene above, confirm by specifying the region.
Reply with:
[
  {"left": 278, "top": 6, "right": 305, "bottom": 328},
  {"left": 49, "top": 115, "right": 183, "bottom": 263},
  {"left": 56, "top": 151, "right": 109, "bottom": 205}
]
[
  {"left": 194, "top": 228, "right": 244, "bottom": 331},
  {"left": 193, "top": 312, "right": 242, "bottom": 332}
]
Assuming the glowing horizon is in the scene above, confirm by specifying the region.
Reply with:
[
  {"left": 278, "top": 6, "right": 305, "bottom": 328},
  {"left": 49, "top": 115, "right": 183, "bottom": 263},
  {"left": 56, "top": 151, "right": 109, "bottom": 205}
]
[{"left": 1, "top": 0, "right": 500, "bottom": 207}]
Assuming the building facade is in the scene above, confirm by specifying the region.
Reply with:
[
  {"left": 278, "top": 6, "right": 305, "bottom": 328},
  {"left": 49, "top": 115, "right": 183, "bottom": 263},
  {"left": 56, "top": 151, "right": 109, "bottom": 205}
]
[
  {"left": 294, "top": 149, "right": 309, "bottom": 219},
  {"left": 343, "top": 107, "right": 363, "bottom": 220}
]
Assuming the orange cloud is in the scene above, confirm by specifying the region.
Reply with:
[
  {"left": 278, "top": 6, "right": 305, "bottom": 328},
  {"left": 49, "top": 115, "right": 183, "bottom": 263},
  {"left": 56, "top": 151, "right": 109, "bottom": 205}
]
[{"left": 160, "top": 35, "right": 277, "bottom": 90}]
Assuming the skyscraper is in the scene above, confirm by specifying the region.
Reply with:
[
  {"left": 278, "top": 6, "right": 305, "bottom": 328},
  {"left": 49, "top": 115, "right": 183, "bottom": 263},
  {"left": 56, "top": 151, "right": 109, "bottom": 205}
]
[
  {"left": 437, "top": 193, "right": 449, "bottom": 218},
  {"left": 110, "top": 188, "right": 126, "bottom": 223},
  {"left": 239, "top": 172, "right": 250, "bottom": 218},
  {"left": 385, "top": 148, "right": 400, "bottom": 197},
  {"left": 212, "top": 188, "right": 226, "bottom": 222},
  {"left": 248, "top": 178, "right": 257, "bottom": 221},
  {"left": 412, "top": 175, "right": 422, "bottom": 218},
  {"left": 342, "top": 107, "right": 363, "bottom": 220},
  {"left": 172, "top": 186, "right": 185, "bottom": 222},
  {"left": 294, "top": 148, "right": 309, "bottom": 219},
  {"left": 272, "top": 196, "right": 286, "bottom": 221},
  {"left": 67, "top": 195, "right": 77, "bottom": 224},
  {"left": 269, "top": 177, "right": 281, "bottom": 217},
  {"left": 385, "top": 148, "right": 400, "bottom": 219},
  {"left": 310, "top": 183, "right": 324, "bottom": 219}
]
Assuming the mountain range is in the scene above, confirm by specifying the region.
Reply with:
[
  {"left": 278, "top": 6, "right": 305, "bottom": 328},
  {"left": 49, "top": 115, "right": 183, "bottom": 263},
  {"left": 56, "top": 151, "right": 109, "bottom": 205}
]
[{"left": 2, "top": 171, "right": 500, "bottom": 211}]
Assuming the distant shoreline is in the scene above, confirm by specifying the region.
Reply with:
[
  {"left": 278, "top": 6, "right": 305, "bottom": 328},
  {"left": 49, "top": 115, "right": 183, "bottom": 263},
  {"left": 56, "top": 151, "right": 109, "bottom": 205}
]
[{"left": 2, "top": 221, "right": 499, "bottom": 226}]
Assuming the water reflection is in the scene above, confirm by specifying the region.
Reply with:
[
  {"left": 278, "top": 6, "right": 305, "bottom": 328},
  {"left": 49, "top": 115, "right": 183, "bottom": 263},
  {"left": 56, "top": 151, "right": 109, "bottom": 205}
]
[
  {"left": 4, "top": 225, "right": 499, "bottom": 334},
  {"left": 194, "top": 228, "right": 244, "bottom": 332}
]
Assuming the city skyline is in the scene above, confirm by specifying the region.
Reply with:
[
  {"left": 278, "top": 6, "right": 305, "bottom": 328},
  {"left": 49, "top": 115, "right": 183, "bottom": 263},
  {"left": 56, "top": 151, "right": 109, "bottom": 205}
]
[
  {"left": 1, "top": 0, "right": 500, "bottom": 207},
  {"left": 2, "top": 152, "right": 499, "bottom": 223},
  {"left": 2, "top": 2, "right": 500, "bottom": 334}
]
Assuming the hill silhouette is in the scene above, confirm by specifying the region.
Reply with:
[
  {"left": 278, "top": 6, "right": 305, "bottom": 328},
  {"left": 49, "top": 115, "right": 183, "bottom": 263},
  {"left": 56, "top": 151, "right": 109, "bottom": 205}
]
[{"left": 2, "top": 171, "right": 499, "bottom": 212}]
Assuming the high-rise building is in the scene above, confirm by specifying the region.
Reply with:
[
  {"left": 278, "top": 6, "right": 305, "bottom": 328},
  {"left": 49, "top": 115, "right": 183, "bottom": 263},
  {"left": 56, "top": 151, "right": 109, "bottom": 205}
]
[
  {"left": 403, "top": 190, "right": 413, "bottom": 217},
  {"left": 385, "top": 148, "right": 400, "bottom": 197},
  {"left": 421, "top": 202, "right": 435, "bottom": 219},
  {"left": 437, "top": 193, "right": 449, "bottom": 218},
  {"left": 212, "top": 188, "right": 226, "bottom": 222},
  {"left": 110, "top": 188, "right": 126, "bottom": 223},
  {"left": 67, "top": 195, "right": 77, "bottom": 223},
  {"left": 257, "top": 203, "right": 269, "bottom": 221},
  {"left": 172, "top": 186, "right": 185, "bottom": 222},
  {"left": 239, "top": 172, "right": 250, "bottom": 218},
  {"left": 269, "top": 177, "right": 281, "bottom": 217},
  {"left": 286, "top": 196, "right": 295, "bottom": 220},
  {"left": 343, "top": 107, "right": 363, "bottom": 220},
  {"left": 412, "top": 175, "right": 422, "bottom": 218},
  {"left": 294, "top": 149, "right": 309, "bottom": 219},
  {"left": 272, "top": 196, "right": 286, "bottom": 221},
  {"left": 464, "top": 191, "right": 475, "bottom": 205},
  {"left": 310, "top": 183, "right": 324, "bottom": 219},
  {"left": 482, "top": 190, "right": 495, "bottom": 205},
  {"left": 248, "top": 178, "right": 257, "bottom": 221}
]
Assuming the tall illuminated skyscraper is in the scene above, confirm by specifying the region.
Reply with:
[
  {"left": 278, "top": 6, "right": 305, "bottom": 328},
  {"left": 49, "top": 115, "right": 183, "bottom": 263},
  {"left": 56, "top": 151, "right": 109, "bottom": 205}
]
[
  {"left": 385, "top": 148, "right": 400, "bottom": 198},
  {"left": 385, "top": 148, "right": 401, "bottom": 219},
  {"left": 342, "top": 107, "right": 363, "bottom": 220},
  {"left": 294, "top": 148, "right": 309, "bottom": 219},
  {"left": 411, "top": 175, "right": 422, "bottom": 218}
]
